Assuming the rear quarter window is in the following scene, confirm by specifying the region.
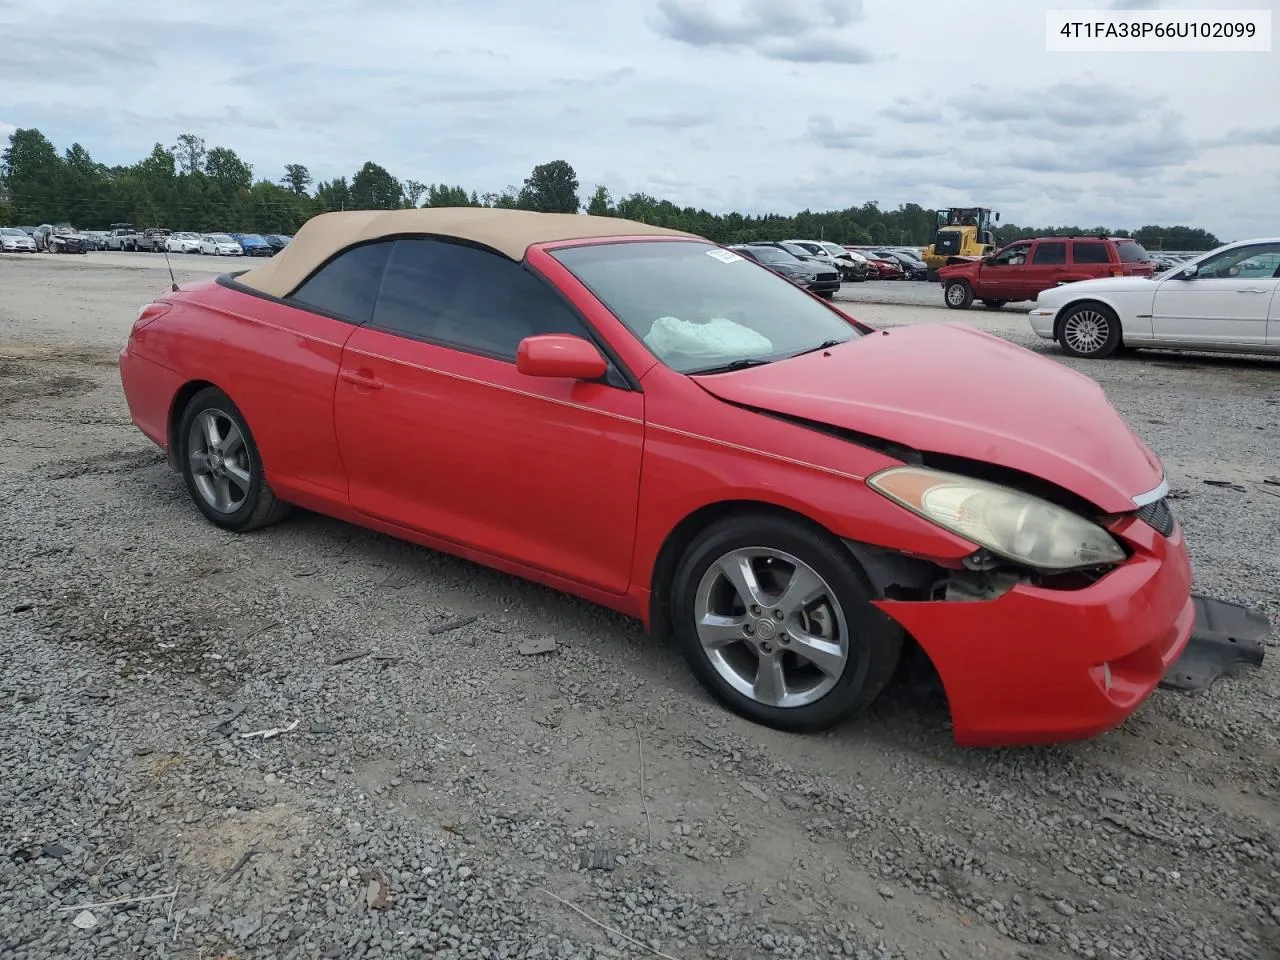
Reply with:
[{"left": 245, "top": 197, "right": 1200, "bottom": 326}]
[
  {"left": 286, "top": 241, "right": 395, "bottom": 324},
  {"left": 1116, "top": 240, "right": 1150, "bottom": 263},
  {"left": 1071, "top": 241, "right": 1111, "bottom": 264}
]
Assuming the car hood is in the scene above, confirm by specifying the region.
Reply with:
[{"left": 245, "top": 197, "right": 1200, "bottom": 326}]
[{"left": 692, "top": 322, "right": 1163, "bottom": 513}]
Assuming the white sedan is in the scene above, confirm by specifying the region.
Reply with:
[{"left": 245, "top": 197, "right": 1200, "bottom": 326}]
[
  {"left": 165, "top": 232, "right": 202, "bottom": 254},
  {"left": 1, "top": 227, "right": 38, "bottom": 252},
  {"left": 199, "top": 234, "right": 243, "bottom": 256},
  {"left": 1029, "top": 237, "right": 1280, "bottom": 358}
]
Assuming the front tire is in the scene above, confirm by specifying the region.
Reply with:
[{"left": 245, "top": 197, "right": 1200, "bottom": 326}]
[
  {"left": 1057, "top": 302, "right": 1122, "bottom": 359},
  {"left": 670, "top": 513, "right": 903, "bottom": 732},
  {"left": 178, "top": 387, "right": 290, "bottom": 532},
  {"left": 943, "top": 280, "right": 974, "bottom": 309}
]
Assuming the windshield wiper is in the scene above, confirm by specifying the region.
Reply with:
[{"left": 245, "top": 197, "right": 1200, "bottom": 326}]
[
  {"left": 788, "top": 339, "right": 846, "bottom": 358},
  {"left": 687, "top": 357, "right": 772, "bottom": 375}
]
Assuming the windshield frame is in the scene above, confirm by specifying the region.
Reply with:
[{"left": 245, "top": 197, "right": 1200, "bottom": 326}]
[{"left": 543, "top": 237, "right": 867, "bottom": 377}]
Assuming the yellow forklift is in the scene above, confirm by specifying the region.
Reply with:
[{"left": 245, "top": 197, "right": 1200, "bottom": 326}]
[{"left": 922, "top": 207, "right": 999, "bottom": 280}]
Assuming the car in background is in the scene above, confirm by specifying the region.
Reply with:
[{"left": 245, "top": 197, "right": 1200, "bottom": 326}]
[
  {"left": 873, "top": 249, "right": 930, "bottom": 280},
  {"left": 263, "top": 234, "right": 293, "bottom": 252},
  {"left": 80, "top": 231, "right": 109, "bottom": 251},
  {"left": 117, "top": 207, "right": 1199, "bottom": 748},
  {"left": 35, "top": 224, "right": 89, "bottom": 253},
  {"left": 860, "top": 252, "right": 905, "bottom": 280},
  {"left": 786, "top": 239, "right": 864, "bottom": 281},
  {"left": 747, "top": 240, "right": 838, "bottom": 275},
  {"left": 200, "top": 233, "right": 244, "bottom": 256},
  {"left": 238, "top": 234, "right": 275, "bottom": 257},
  {"left": 939, "top": 236, "right": 1155, "bottom": 310},
  {"left": 1029, "top": 237, "right": 1280, "bottom": 359},
  {"left": 166, "top": 232, "right": 203, "bottom": 254},
  {"left": 778, "top": 239, "right": 848, "bottom": 276},
  {"left": 1, "top": 227, "right": 38, "bottom": 252},
  {"left": 731, "top": 243, "right": 841, "bottom": 298}
]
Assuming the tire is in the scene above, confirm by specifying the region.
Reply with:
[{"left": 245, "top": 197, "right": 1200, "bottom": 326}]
[
  {"left": 177, "top": 387, "right": 290, "bottom": 532},
  {"left": 1057, "top": 302, "right": 1122, "bottom": 359},
  {"left": 943, "top": 280, "right": 973, "bottom": 309},
  {"left": 669, "top": 512, "right": 904, "bottom": 733},
  {"left": 817, "top": 290, "right": 835, "bottom": 300},
  {"left": 980, "top": 299, "right": 1008, "bottom": 308}
]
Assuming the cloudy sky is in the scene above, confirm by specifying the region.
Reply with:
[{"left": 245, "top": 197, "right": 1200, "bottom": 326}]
[{"left": 1, "top": 0, "right": 1277, "bottom": 237}]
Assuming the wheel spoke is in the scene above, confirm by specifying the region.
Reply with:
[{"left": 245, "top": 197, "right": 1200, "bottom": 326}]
[
  {"left": 214, "top": 475, "right": 233, "bottom": 511},
  {"left": 200, "top": 413, "right": 221, "bottom": 450},
  {"left": 697, "top": 614, "right": 747, "bottom": 651},
  {"left": 774, "top": 564, "right": 826, "bottom": 620},
  {"left": 752, "top": 652, "right": 787, "bottom": 706},
  {"left": 717, "top": 553, "right": 767, "bottom": 609},
  {"left": 786, "top": 630, "right": 846, "bottom": 679},
  {"left": 219, "top": 423, "right": 245, "bottom": 457},
  {"left": 188, "top": 450, "right": 211, "bottom": 476},
  {"left": 224, "top": 461, "right": 251, "bottom": 491}
]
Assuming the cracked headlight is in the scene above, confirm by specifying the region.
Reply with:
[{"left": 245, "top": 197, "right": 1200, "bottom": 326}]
[{"left": 868, "top": 466, "right": 1126, "bottom": 572}]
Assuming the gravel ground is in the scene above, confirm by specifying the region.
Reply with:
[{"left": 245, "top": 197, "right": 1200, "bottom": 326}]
[{"left": 1, "top": 252, "right": 1278, "bottom": 960}]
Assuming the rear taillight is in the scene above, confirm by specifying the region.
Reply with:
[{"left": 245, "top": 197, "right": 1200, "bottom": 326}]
[{"left": 133, "top": 301, "right": 172, "bottom": 332}]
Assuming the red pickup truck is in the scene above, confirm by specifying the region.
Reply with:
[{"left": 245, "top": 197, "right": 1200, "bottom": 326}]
[{"left": 938, "top": 236, "right": 1155, "bottom": 309}]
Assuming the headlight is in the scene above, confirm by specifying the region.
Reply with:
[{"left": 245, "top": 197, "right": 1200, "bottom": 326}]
[{"left": 867, "top": 466, "right": 1126, "bottom": 571}]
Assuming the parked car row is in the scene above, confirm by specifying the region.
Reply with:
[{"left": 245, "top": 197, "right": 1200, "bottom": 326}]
[{"left": 0, "top": 223, "right": 292, "bottom": 258}]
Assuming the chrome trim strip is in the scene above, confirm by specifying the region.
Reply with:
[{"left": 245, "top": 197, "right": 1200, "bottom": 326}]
[{"left": 1132, "top": 478, "right": 1169, "bottom": 507}]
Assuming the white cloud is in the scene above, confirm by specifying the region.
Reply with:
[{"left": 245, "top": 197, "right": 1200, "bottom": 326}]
[{"left": 0, "top": 0, "right": 1275, "bottom": 238}]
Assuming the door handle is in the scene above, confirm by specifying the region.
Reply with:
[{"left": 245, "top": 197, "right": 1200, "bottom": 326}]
[
  {"left": 340, "top": 369, "right": 385, "bottom": 390},
  {"left": 1237, "top": 288, "right": 1269, "bottom": 294}
]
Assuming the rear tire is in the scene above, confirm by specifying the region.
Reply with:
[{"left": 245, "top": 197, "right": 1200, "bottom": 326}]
[
  {"left": 943, "top": 280, "right": 974, "bottom": 309},
  {"left": 670, "top": 513, "right": 903, "bottom": 733},
  {"left": 980, "top": 299, "right": 1008, "bottom": 308},
  {"left": 177, "top": 387, "right": 290, "bottom": 532},
  {"left": 1057, "top": 302, "right": 1122, "bottom": 359}
]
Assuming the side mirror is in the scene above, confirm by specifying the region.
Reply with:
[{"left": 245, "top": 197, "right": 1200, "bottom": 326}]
[
  {"left": 1179, "top": 263, "right": 1199, "bottom": 279},
  {"left": 516, "top": 334, "right": 608, "bottom": 381}
]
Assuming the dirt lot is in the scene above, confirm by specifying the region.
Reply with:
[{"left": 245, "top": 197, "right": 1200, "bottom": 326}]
[{"left": 2, "top": 252, "right": 1278, "bottom": 960}]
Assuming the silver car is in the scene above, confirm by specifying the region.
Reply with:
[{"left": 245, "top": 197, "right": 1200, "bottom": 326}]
[{"left": 1, "top": 227, "right": 38, "bottom": 252}]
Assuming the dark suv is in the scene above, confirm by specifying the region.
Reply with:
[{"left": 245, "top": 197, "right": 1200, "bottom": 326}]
[{"left": 938, "top": 236, "right": 1154, "bottom": 309}]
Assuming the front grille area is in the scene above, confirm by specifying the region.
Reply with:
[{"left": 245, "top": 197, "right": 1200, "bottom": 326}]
[
  {"left": 818, "top": 271, "right": 839, "bottom": 282},
  {"left": 1136, "top": 497, "right": 1175, "bottom": 537}
]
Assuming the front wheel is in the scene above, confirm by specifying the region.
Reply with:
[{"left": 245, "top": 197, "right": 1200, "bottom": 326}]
[
  {"left": 670, "top": 513, "right": 903, "bottom": 732},
  {"left": 178, "top": 387, "right": 290, "bottom": 532},
  {"left": 943, "top": 280, "right": 973, "bottom": 309},
  {"left": 816, "top": 290, "right": 835, "bottom": 300},
  {"left": 1057, "top": 302, "right": 1122, "bottom": 359}
]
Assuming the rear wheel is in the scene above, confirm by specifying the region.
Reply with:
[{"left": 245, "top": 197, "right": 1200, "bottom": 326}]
[
  {"left": 980, "top": 299, "right": 1008, "bottom": 308},
  {"left": 670, "top": 513, "right": 903, "bottom": 732},
  {"left": 943, "top": 280, "right": 974, "bottom": 309},
  {"left": 178, "top": 387, "right": 290, "bottom": 532},
  {"left": 1057, "top": 302, "right": 1122, "bottom": 359}
]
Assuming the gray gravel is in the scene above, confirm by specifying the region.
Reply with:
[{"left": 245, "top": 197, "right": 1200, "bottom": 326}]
[{"left": 1, "top": 254, "right": 1278, "bottom": 960}]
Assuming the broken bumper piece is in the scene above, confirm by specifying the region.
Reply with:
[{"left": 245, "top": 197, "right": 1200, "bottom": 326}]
[{"left": 1159, "top": 593, "right": 1269, "bottom": 693}]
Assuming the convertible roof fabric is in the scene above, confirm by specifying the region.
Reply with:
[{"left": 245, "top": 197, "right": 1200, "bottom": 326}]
[{"left": 235, "top": 207, "right": 701, "bottom": 297}]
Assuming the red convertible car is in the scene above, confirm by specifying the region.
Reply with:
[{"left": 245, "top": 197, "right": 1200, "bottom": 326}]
[{"left": 119, "top": 208, "right": 1194, "bottom": 747}]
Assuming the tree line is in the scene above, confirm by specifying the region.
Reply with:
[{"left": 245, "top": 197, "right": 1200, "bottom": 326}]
[{"left": 0, "top": 128, "right": 1222, "bottom": 250}]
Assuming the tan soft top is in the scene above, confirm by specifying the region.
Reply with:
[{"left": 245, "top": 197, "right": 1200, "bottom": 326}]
[{"left": 235, "top": 207, "right": 702, "bottom": 298}]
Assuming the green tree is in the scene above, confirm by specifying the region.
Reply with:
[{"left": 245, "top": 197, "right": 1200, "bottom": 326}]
[
  {"left": 402, "top": 179, "right": 428, "bottom": 207},
  {"left": 586, "top": 185, "right": 614, "bottom": 216},
  {"left": 205, "top": 147, "right": 253, "bottom": 191},
  {"left": 349, "top": 161, "right": 403, "bottom": 209},
  {"left": 281, "top": 164, "right": 312, "bottom": 196},
  {"left": 1, "top": 128, "right": 65, "bottom": 222},
  {"left": 314, "top": 177, "right": 351, "bottom": 213},
  {"left": 518, "top": 160, "right": 579, "bottom": 213},
  {"left": 171, "top": 133, "right": 206, "bottom": 175},
  {"left": 424, "top": 183, "right": 475, "bottom": 207}
]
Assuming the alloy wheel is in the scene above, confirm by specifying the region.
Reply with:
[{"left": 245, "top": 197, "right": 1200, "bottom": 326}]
[
  {"left": 1063, "top": 309, "right": 1110, "bottom": 355},
  {"left": 693, "top": 547, "right": 849, "bottom": 708},
  {"left": 187, "top": 409, "right": 252, "bottom": 514}
]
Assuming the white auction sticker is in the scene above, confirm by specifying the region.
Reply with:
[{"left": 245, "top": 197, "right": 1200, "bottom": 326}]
[
  {"left": 1046, "top": 9, "right": 1271, "bottom": 52},
  {"left": 706, "top": 248, "right": 744, "bottom": 263}
]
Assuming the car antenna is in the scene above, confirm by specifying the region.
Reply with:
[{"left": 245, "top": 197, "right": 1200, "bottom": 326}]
[{"left": 162, "top": 244, "right": 178, "bottom": 292}]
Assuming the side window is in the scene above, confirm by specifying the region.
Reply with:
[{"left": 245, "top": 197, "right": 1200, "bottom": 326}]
[
  {"left": 1071, "top": 241, "right": 1110, "bottom": 264},
  {"left": 287, "top": 241, "right": 394, "bottom": 324},
  {"left": 991, "top": 242, "right": 1031, "bottom": 266},
  {"left": 1031, "top": 241, "right": 1066, "bottom": 265},
  {"left": 1194, "top": 243, "right": 1280, "bottom": 279},
  {"left": 371, "top": 237, "right": 592, "bottom": 361}
]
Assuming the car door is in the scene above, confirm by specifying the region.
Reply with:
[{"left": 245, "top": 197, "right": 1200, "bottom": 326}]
[
  {"left": 333, "top": 236, "right": 645, "bottom": 596},
  {"left": 1020, "top": 239, "right": 1068, "bottom": 298},
  {"left": 1151, "top": 242, "right": 1280, "bottom": 345},
  {"left": 976, "top": 240, "right": 1032, "bottom": 298}
]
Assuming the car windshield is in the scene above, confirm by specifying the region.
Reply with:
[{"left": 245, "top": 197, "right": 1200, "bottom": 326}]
[
  {"left": 1, "top": 228, "right": 24, "bottom": 236},
  {"left": 819, "top": 242, "right": 846, "bottom": 257},
  {"left": 779, "top": 241, "right": 816, "bottom": 258},
  {"left": 242, "top": 235, "right": 264, "bottom": 242},
  {"left": 743, "top": 245, "right": 797, "bottom": 264},
  {"left": 210, "top": 234, "right": 234, "bottom": 243},
  {"left": 550, "top": 240, "right": 861, "bottom": 375}
]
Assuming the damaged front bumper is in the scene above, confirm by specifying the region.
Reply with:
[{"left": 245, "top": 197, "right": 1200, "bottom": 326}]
[{"left": 863, "top": 513, "right": 1197, "bottom": 747}]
